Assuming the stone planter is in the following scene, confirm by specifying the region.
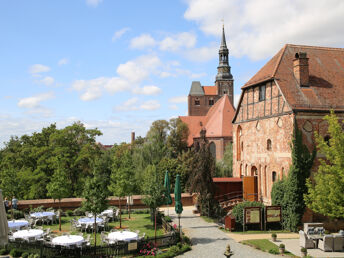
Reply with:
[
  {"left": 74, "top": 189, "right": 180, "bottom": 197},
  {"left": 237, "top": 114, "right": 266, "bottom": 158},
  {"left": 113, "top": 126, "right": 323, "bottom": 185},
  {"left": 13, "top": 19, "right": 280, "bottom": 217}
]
[
  {"left": 301, "top": 251, "right": 307, "bottom": 257},
  {"left": 272, "top": 236, "right": 277, "bottom": 242},
  {"left": 279, "top": 247, "right": 285, "bottom": 254}
]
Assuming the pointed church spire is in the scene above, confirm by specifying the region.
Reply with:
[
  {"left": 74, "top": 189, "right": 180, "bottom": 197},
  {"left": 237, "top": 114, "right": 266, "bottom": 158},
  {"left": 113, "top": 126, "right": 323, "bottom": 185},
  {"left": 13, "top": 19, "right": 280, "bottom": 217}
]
[
  {"left": 220, "top": 24, "right": 227, "bottom": 49},
  {"left": 216, "top": 24, "right": 232, "bottom": 81}
]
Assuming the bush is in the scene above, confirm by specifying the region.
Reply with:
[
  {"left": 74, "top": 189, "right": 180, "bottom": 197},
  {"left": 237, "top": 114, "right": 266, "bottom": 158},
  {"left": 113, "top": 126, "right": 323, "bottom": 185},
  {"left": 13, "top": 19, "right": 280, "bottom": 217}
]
[
  {"left": 10, "top": 248, "right": 23, "bottom": 258},
  {"left": 73, "top": 207, "right": 84, "bottom": 216},
  {"left": 66, "top": 210, "right": 74, "bottom": 216},
  {"left": 182, "top": 235, "right": 192, "bottom": 245},
  {"left": 301, "top": 247, "right": 307, "bottom": 252},
  {"left": 31, "top": 205, "right": 45, "bottom": 212},
  {"left": 271, "top": 233, "right": 277, "bottom": 238},
  {"left": 22, "top": 252, "right": 30, "bottom": 258},
  {"left": 164, "top": 216, "right": 172, "bottom": 222},
  {"left": 231, "top": 201, "right": 264, "bottom": 227},
  {"left": 279, "top": 243, "right": 285, "bottom": 248},
  {"left": 0, "top": 248, "right": 9, "bottom": 255},
  {"left": 133, "top": 208, "right": 150, "bottom": 214},
  {"left": 268, "top": 248, "right": 279, "bottom": 254},
  {"left": 13, "top": 209, "right": 24, "bottom": 219}
]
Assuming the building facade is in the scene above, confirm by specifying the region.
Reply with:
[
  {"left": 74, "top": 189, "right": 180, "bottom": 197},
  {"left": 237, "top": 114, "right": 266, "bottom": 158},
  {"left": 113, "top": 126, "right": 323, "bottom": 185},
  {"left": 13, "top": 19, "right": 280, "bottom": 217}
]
[
  {"left": 180, "top": 27, "right": 236, "bottom": 160},
  {"left": 233, "top": 44, "right": 344, "bottom": 204}
]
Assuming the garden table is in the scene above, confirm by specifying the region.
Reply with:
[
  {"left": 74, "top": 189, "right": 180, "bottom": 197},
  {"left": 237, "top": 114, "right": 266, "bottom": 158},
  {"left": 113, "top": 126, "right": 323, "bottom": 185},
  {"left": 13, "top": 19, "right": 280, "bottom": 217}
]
[
  {"left": 107, "top": 231, "right": 139, "bottom": 243},
  {"left": 52, "top": 235, "right": 84, "bottom": 247},
  {"left": 78, "top": 217, "right": 103, "bottom": 226},
  {"left": 30, "top": 212, "right": 55, "bottom": 220},
  {"left": 13, "top": 229, "right": 43, "bottom": 241},
  {"left": 8, "top": 220, "right": 29, "bottom": 230}
]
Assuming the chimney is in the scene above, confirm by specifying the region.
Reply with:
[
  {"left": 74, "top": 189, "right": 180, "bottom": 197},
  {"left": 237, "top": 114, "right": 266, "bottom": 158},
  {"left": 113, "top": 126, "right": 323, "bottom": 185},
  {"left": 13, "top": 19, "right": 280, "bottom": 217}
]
[
  {"left": 293, "top": 52, "right": 309, "bottom": 87},
  {"left": 131, "top": 132, "right": 135, "bottom": 144}
]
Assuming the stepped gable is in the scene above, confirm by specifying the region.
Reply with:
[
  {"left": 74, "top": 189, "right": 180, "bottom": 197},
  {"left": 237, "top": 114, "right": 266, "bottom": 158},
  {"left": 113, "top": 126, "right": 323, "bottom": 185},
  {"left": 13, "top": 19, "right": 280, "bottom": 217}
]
[{"left": 243, "top": 44, "right": 344, "bottom": 112}]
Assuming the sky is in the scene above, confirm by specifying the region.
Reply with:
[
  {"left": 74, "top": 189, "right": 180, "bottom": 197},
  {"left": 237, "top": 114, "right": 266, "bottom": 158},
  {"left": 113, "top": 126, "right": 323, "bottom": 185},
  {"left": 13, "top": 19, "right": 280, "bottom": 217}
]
[{"left": 1, "top": 0, "right": 344, "bottom": 147}]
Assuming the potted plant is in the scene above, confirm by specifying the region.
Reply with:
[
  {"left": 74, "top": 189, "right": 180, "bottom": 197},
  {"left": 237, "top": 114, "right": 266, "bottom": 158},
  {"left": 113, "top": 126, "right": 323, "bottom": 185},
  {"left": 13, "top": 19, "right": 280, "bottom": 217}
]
[
  {"left": 271, "top": 233, "right": 277, "bottom": 242},
  {"left": 301, "top": 247, "right": 307, "bottom": 257},
  {"left": 224, "top": 244, "right": 233, "bottom": 258},
  {"left": 279, "top": 243, "right": 285, "bottom": 254}
]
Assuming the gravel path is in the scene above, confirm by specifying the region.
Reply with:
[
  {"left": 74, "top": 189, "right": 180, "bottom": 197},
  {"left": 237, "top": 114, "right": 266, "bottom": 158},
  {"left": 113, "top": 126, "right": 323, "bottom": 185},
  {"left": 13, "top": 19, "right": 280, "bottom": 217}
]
[{"left": 164, "top": 206, "right": 276, "bottom": 258}]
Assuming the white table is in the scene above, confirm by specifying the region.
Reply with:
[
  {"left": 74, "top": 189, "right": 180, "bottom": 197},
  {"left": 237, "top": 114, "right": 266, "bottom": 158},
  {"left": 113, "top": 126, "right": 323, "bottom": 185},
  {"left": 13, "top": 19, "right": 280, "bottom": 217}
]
[
  {"left": 52, "top": 235, "right": 84, "bottom": 247},
  {"left": 13, "top": 229, "right": 43, "bottom": 241},
  {"left": 8, "top": 220, "right": 29, "bottom": 230},
  {"left": 30, "top": 212, "right": 55, "bottom": 219},
  {"left": 108, "top": 231, "right": 138, "bottom": 243},
  {"left": 78, "top": 217, "right": 103, "bottom": 226}
]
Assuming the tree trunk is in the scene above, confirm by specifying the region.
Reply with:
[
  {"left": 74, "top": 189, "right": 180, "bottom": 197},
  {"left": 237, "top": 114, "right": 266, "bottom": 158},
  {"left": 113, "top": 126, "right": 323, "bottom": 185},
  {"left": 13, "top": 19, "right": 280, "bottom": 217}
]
[
  {"left": 154, "top": 208, "right": 157, "bottom": 245},
  {"left": 59, "top": 200, "right": 62, "bottom": 232},
  {"left": 119, "top": 197, "right": 122, "bottom": 228},
  {"left": 128, "top": 196, "right": 131, "bottom": 220},
  {"left": 94, "top": 215, "right": 97, "bottom": 248}
]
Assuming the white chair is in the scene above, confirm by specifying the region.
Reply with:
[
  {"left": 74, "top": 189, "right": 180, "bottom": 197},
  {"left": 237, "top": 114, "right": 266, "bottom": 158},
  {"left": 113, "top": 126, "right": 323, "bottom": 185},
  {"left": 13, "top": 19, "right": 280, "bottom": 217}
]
[
  {"left": 318, "top": 235, "right": 334, "bottom": 252},
  {"left": 299, "top": 230, "right": 315, "bottom": 249}
]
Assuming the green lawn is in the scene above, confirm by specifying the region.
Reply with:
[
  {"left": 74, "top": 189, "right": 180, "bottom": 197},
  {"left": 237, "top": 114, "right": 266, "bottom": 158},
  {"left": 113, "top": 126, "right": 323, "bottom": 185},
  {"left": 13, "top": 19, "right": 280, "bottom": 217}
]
[
  {"left": 200, "top": 216, "right": 218, "bottom": 224},
  {"left": 241, "top": 239, "right": 296, "bottom": 256},
  {"left": 41, "top": 213, "right": 164, "bottom": 246}
]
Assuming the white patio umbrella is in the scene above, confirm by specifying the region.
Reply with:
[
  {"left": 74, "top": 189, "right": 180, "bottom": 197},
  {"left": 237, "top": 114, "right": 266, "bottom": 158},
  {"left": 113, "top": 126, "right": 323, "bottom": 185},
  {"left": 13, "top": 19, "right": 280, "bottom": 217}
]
[{"left": 0, "top": 189, "right": 9, "bottom": 246}]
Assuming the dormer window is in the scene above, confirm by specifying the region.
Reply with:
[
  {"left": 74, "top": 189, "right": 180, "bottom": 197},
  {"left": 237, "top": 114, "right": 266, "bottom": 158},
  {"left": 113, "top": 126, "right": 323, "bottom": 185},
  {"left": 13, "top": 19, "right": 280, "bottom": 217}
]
[
  {"left": 259, "top": 85, "right": 266, "bottom": 101},
  {"left": 194, "top": 99, "right": 200, "bottom": 106},
  {"left": 209, "top": 99, "right": 214, "bottom": 106}
]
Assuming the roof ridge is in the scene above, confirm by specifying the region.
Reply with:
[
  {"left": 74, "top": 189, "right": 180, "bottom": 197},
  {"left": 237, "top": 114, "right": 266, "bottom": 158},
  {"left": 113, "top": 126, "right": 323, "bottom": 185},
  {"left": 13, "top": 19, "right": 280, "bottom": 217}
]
[
  {"left": 286, "top": 44, "right": 344, "bottom": 51},
  {"left": 272, "top": 44, "right": 288, "bottom": 77}
]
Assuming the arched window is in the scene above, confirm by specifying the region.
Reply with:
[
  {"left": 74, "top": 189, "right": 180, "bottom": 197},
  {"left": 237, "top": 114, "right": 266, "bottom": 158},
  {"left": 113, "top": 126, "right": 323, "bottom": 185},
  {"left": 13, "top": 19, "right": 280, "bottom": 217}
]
[
  {"left": 236, "top": 126, "right": 242, "bottom": 161},
  {"left": 209, "top": 142, "right": 216, "bottom": 159},
  {"left": 267, "top": 139, "right": 272, "bottom": 150},
  {"left": 272, "top": 171, "right": 277, "bottom": 182}
]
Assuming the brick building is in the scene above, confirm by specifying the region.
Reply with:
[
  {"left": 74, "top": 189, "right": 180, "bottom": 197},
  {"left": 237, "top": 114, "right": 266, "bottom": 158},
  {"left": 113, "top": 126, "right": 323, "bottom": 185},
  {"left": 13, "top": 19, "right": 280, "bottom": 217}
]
[
  {"left": 180, "top": 27, "right": 236, "bottom": 160},
  {"left": 232, "top": 44, "right": 344, "bottom": 204}
]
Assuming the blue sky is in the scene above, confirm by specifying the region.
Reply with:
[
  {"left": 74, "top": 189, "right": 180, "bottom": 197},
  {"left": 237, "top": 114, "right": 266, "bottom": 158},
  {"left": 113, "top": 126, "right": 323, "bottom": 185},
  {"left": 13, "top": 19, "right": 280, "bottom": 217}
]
[{"left": 1, "top": 0, "right": 344, "bottom": 146}]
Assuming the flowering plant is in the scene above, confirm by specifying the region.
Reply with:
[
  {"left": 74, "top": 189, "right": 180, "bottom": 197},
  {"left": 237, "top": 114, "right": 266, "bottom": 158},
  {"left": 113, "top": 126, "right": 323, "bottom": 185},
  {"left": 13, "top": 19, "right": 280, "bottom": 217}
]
[
  {"left": 139, "top": 241, "right": 158, "bottom": 256},
  {"left": 173, "top": 224, "right": 177, "bottom": 229}
]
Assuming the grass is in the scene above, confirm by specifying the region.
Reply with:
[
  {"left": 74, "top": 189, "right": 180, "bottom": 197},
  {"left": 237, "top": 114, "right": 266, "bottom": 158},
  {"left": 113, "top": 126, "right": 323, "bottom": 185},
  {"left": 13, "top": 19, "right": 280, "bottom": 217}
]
[
  {"left": 241, "top": 239, "right": 295, "bottom": 256},
  {"left": 42, "top": 213, "right": 164, "bottom": 246},
  {"left": 200, "top": 216, "right": 218, "bottom": 224}
]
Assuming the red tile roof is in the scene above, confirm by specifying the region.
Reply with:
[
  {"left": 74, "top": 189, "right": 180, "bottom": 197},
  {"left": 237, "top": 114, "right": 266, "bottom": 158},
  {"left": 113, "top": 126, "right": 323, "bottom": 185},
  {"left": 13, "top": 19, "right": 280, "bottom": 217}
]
[
  {"left": 180, "top": 95, "right": 235, "bottom": 146},
  {"left": 242, "top": 44, "right": 344, "bottom": 112},
  {"left": 213, "top": 177, "right": 242, "bottom": 182},
  {"left": 203, "top": 86, "right": 218, "bottom": 95}
]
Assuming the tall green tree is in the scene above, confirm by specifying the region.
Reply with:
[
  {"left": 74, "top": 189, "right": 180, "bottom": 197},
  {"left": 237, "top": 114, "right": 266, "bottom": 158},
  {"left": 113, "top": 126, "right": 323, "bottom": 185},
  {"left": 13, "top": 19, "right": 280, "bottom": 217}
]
[
  {"left": 271, "top": 122, "right": 316, "bottom": 231},
  {"left": 46, "top": 160, "right": 70, "bottom": 231},
  {"left": 109, "top": 145, "right": 135, "bottom": 228},
  {"left": 167, "top": 118, "right": 189, "bottom": 158},
  {"left": 305, "top": 111, "right": 344, "bottom": 218},
  {"left": 1, "top": 167, "right": 20, "bottom": 219},
  {"left": 186, "top": 133, "right": 217, "bottom": 217},
  {"left": 215, "top": 143, "right": 233, "bottom": 177},
  {"left": 82, "top": 170, "right": 108, "bottom": 248}
]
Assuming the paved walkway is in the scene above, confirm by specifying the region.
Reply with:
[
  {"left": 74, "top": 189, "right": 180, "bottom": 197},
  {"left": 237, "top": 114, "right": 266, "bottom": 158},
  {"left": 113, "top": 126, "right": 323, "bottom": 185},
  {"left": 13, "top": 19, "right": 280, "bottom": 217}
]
[
  {"left": 163, "top": 206, "right": 276, "bottom": 258},
  {"left": 227, "top": 232, "right": 298, "bottom": 242}
]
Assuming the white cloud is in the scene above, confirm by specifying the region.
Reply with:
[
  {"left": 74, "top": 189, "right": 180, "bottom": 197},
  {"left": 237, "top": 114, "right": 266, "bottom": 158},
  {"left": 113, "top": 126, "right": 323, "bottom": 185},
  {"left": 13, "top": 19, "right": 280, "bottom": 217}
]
[
  {"left": 39, "top": 76, "right": 55, "bottom": 86},
  {"left": 184, "top": 44, "right": 218, "bottom": 62},
  {"left": 169, "top": 105, "right": 178, "bottom": 110},
  {"left": 169, "top": 96, "right": 187, "bottom": 104},
  {"left": 114, "top": 98, "right": 160, "bottom": 111},
  {"left": 140, "top": 100, "right": 160, "bottom": 110},
  {"left": 86, "top": 0, "right": 102, "bottom": 7},
  {"left": 112, "top": 27, "right": 130, "bottom": 42},
  {"left": 175, "top": 68, "right": 207, "bottom": 78},
  {"left": 18, "top": 92, "right": 54, "bottom": 108},
  {"left": 160, "top": 71, "right": 173, "bottom": 78},
  {"left": 29, "top": 64, "right": 50, "bottom": 74},
  {"left": 132, "top": 85, "right": 162, "bottom": 95},
  {"left": 184, "top": 0, "right": 344, "bottom": 60},
  {"left": 72, "top": 54, "right": 161, "bottom": 101},
  {"left": 129, "top": 34, "right": 157, "bottom": 49},
  {"left": 159, "top": 32, "right": 197, "bottom": 51},
  {"left": 234, "top": 94, "right": 240, "bottom": 108},
  {"left": 58, "top": 58, "right": 69, "bottom": 66}
]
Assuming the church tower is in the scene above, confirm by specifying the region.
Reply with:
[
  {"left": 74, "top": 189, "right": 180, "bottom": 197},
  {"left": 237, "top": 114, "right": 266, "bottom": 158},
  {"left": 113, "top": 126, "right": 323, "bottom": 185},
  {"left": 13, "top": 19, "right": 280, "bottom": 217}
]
[{"left": 215, "top": 25, "right": 234, "bottom": 105}]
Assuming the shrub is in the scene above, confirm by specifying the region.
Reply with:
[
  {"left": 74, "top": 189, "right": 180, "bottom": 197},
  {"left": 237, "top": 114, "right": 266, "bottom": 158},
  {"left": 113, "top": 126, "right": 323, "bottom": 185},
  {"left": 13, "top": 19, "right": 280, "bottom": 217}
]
[
  {"left": 10, "top": 248, "right": 23, "bottom": 258},
  {"left": 13, "top": 209, "right": 24, "bottom": 219},
  {"left": 182, "top": 235, "right": 192, "bottom": 245},
  {"left": 271, "top": 233, "right": 277, "bottom": 238},
  {"left": 31, "top": 205, "right": 45, "bottom": 212},
  {"left": 0, "top": 248, "right": 9, "bottom": 255},
  {"left": 66, "top": 210, "right": 74, "bottom": 216},
  {"left": 301, "top": 247, "right": 307, "bottom": 252},
  {"left": 22, "top": 252, "right": 30, "bottom": 258},
  {"left": 231, "top": 201, "right": 264, "bottom": 227},
  {"left": 73, "top": 207, "right": 84, "bottom": 216},
  {"left": 164, "top": 216, "right": 172, "bottom": 222},
  {"left": 279, "top": 244, "right": 285, "bottom": 248},
  {"left": 268, "top": 248, "right": 279, "bottom": 254}
]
